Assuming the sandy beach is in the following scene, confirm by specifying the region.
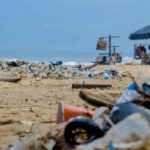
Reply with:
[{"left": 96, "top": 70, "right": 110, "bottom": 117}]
[{"left": 0, "top": 64, "right": 150, "bottom": 148}]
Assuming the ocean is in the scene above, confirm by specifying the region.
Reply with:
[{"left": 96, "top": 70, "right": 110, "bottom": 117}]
[
  {"left": 0, "top": 49, "right": 108, "bottom": 64},
  {"left": 0, "top": 47, "right": 139, "bottom": 65}
]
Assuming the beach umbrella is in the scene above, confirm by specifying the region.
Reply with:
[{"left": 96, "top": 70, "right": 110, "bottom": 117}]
[{"left": 129, "top": 25, "right": 150, "bottom": 40}]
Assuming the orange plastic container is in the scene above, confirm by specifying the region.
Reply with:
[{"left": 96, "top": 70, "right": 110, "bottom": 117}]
[{"left": 56, "top": 101, "right": 94, "bottom": 123}]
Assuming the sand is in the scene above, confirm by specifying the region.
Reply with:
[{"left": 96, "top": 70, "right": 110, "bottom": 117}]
[{"left": 0, "top": 64, "right": 150, "bottom": 148}]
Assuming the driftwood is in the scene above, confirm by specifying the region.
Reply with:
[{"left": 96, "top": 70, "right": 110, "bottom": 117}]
[
  {"left": 79, "top": 90, "right": 113, "bottom": 109},
  {"left": 79, "top": 90, "right": 150, "bottom": 110},
  {"left": 0, "top": 77, "right": 21, "bottom": 83},
  {"left": 72, "top": 84, "right": 112, "bottom": 89}
]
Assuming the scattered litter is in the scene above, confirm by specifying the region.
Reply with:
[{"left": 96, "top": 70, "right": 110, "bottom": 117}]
[
  {"left": 2, "top": 60, "right": 150, "bottom": 150},
  {"left": 0, "top": 60, "right": 128, "bottom": 80},
  {"left": 103, "top": 72, "right": 112, "bottom": 79},
  {"left": 56, "top": 101, "right": 94, "bottom": 123},
  {"left": 19, "top": 120, "right": 33, "bottom": 126}
]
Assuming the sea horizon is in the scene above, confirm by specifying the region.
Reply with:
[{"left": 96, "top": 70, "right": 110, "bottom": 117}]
[
  {"left": 0, "top": 55, "right": 138, "bottom": 65},
  {"left": 0, "top": 47, "right": 134, "bottom": 64}
]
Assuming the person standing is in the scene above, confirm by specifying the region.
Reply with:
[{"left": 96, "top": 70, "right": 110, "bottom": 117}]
[{"left": 140, "top": 49, "right": 149, "bottom": 65}]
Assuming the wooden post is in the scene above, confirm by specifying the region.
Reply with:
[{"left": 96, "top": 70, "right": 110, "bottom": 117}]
[{"left": 109, "top": 35, "right": 112, "bottom": 57}]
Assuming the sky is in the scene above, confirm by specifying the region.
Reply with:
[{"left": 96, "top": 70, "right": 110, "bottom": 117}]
[{"left": 0, "top": 0, "right": 150, "bottom": 62}]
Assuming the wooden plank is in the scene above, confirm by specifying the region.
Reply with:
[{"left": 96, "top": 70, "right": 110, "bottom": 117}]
[{"left": 72, "top": 84, "right": 112, "bottom": 89}]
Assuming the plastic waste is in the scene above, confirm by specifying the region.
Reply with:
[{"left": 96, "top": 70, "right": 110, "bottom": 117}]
[
  {"left": 110, "top": 103, "right": 150, "bottom": 124},
  {"left": 77, "top": 113, "right": 150, "bottom": 150},
  {"left": 111, "top": 82, "right": 144, "bottom": 113},
  {"left": 142, "top": 81, "right": 150, "bottom": 96},
  {"left": 103, "top": 72, "right": 111, "bottom": 80},
  {"left": 86, "top": 73, "right": 93, "bottom": 78},
  {"left": 56, "top": 101, "right": 94, "bottom": 123}
]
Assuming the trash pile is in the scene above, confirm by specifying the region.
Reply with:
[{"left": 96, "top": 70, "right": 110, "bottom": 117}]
[
  {"left": 0, "top": 60, "right": 69, "bottom": 79},
  {"left": 4, "top": 77, "right": 150, "bottom": 150},
  {"left": 0, "top": 60, "right": 128, "bottom": 80}
]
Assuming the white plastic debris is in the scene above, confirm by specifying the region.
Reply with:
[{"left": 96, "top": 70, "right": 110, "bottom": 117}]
[{"left": 77, "top": 113, "right": 150, "bottom": 150}]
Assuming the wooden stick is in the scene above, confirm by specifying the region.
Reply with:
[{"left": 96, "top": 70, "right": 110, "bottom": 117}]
[{"left": 72, "top": 84, "right": 112, "bottom": 89}]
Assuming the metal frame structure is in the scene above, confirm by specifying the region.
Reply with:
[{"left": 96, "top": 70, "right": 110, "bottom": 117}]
[{"left": 96, "top": 35, "right": 121, "bottom": 63}]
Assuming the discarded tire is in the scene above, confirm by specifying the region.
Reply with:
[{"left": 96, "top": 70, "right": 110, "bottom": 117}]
[{"left": 64, "top": 117, "right": 105, "bottom": 146}]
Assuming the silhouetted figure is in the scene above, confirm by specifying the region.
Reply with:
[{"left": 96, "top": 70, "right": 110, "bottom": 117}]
[{"left": 141, "top": 49, "right": 149, "bottom": 65}]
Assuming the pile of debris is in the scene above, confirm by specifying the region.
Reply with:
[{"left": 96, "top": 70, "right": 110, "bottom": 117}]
[
  {"left": 4, "top": 78, "right": 150, "bottom": 150},
  {"left": 0, "top": 60, "right": 128, "bottom": 81},
  {"left": 0, "top": 60, "right": 70, "bottom": 79}
]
